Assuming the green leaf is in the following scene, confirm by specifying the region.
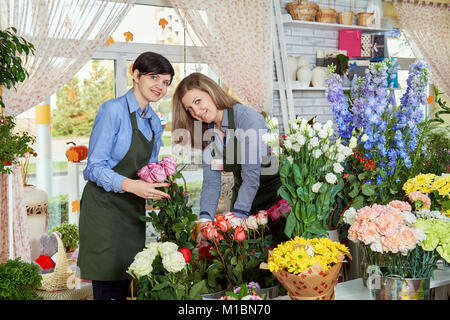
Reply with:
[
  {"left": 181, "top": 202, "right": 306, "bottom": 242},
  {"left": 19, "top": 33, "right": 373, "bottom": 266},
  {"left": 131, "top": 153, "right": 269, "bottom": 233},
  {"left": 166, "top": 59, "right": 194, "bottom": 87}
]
[
  {"left": 152, "top": 281, "right": 169, "bottom": 291},
  {"left": 284, "top": 212, "right": 296, "bottom": 238},
  {"left": 361, "top": 183, "right": 376, "bottom": 196},
  {"left": 352, "top": 195, "right": 365, "bottom": 210},
  {"left": 358, "top": 172, "right": 368, "bottom": 181},
  {"left": 189, "top": 280, "right": 208, "bottom": 299},
  {"left": 278, "top": 186, "right": 292, "bottom": 205},
  {"left": 293, "top": 163, "right": 303, "bottom": 186}
]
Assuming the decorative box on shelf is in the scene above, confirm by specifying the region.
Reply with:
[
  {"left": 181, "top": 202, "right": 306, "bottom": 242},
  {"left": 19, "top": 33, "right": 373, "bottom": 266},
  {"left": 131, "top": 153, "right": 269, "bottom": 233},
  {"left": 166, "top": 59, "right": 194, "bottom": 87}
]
[
  {"left": 361, "top": 34, "right": 371, "bottom": 58},
  {"left": 371, "top": 34, "right": 387, "bottom": 59},
  {"left": 339, "top": 29, "right": 362, "bottom": 57},
  {"left": 347, "top": 59, "right": 371, "bottom": 81}
]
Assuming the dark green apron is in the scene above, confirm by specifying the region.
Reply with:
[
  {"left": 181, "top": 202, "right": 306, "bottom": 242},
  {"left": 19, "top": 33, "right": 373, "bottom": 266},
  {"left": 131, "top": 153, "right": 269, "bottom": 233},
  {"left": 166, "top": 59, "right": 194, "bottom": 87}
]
[
  {"left": 223, "top": 108, "right": 281, "bottom": 215},
  {"left": 77, "top": 102, "right": 155, "bottom": 281}
]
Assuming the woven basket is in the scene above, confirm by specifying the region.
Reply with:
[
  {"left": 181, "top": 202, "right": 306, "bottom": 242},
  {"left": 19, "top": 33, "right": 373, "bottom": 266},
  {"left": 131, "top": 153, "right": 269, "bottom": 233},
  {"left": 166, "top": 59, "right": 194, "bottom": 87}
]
[
  {"left": 337, "top": 11, "right": 353, "bottom": 25},
  {"left": 316, "top": 8, "right": 337, "bottom": 23},
  {"left": 357, "top": 12, "right": 374, "bottom": 26},
  {"left": 286, "top": 1, "right": 319, "bottom": 22},
  {"left": 38, "top": 232, "right": 75, "bottom": 291}
]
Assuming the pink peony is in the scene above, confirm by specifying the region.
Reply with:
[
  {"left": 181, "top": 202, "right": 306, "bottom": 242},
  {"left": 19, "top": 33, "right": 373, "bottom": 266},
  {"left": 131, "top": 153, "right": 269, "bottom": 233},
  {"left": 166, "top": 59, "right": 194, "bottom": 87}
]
[
  {"left": 160, "top": 156, "right": 177, "bottom": 177},
  {"left": 388, "top": 200, "right": 412, "bottom": 212}
]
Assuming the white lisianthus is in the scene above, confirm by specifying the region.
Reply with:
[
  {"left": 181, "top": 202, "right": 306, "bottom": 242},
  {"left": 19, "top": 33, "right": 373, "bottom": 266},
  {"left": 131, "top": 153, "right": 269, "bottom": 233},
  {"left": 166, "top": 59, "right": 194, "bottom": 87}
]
[
  {"left": 262, "top": 132, "right": 277, "bottom": 145},
  {"left": 333, "top": 162, "right": 344, "bottom": 174},
  {"left": 317, "top": 129, "right": 328, "bottom": 139},
  {"left": 266, "top": 116, "right": 278, "bottom": 130},
  {"left": 292, "top": 143, "right": 301, "bottom": 153},
  {"left": 312, "top": 181, "right": 322, "bottom": 193},
  {"left": 127, "top": 257, "right": 153, "bottom": 278},
  {"left": 284, "top": 139, "right": 293, "bottom": 150},
  {"left": 361, "top": 133, "right": 369, "bottom": 142},
  {"left": 323, "top": 120, "right": 333, "bottom": 130},
  {"left": 308, "top": 136, "right": 320, "bottom": 149},
  {"left": 162, "top": 251, "right": 186, "bottom": 273},
  {"left": 158, "top": 242, "right": 178, "bottom": 258},
  {"left": 295, "top": 133, "right": 306, "bottom": 146},
  {"left": 312, "top": 149, "right": 322, "bottom": 159},
  {"left": 325, "top": 172, "right": 337, "bottom": 184},
  {"left": 307, "top": 127, "right": 315, "bottom": 138},
  {"left": 313, "top": 122, "right": 322, "bottom": 132},
  {"left": 343, "top": 207, "right": 357, "bottom": 225},
  {"left": 287, "top": 156, "right": 294, "bottom": 164},
  {"left": 336, "top": 153, "right": 347, "bottom": 163},
  {"left": 348, "top": 136, "right": 357, "bottom": 149}
]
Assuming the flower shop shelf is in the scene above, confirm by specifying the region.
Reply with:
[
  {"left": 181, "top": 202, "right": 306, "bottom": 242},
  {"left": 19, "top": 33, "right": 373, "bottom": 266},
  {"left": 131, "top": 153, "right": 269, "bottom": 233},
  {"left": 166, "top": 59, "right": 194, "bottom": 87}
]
[{"left": 282, "top": 14, "right": 391, "bottom": 33}]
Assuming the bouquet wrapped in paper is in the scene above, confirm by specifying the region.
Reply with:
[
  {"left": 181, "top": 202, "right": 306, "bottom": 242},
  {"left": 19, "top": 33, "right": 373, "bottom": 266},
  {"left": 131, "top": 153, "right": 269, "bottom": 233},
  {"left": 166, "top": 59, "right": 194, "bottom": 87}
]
[{"left": 261, "top": 237, "right": 351, "bottom": 300}]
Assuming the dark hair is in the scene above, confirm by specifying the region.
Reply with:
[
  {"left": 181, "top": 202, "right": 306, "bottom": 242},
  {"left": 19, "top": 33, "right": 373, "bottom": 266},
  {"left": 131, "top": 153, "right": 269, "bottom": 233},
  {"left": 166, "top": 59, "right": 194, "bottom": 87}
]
[{"left": 132, "top": 51, "right": 175, "bottom": 84}]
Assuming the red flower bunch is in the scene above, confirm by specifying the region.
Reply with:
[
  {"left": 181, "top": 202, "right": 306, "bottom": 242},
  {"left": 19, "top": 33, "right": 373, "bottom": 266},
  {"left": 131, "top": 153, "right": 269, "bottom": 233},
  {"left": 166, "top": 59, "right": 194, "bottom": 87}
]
[
  {"left": 352, "top": 149, "right": 375, "bottom": 171},
  {"left": 267, "top": 199, "right": 290, "bottom": 221}
]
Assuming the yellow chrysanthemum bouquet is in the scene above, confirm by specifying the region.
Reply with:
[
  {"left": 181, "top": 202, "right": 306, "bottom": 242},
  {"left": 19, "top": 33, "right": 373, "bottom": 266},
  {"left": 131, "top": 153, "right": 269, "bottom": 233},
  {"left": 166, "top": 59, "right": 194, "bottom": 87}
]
[
  {"left": 261, "top": 237, "right": 350, "bottom": 300},
  {"left": 403, "top": 173, "right": 450, "bottom": 217}
]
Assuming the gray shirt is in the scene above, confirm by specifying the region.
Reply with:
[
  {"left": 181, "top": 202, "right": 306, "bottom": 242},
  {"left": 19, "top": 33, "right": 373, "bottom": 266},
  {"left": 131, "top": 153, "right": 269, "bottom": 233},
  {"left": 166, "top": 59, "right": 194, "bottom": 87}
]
[{"left": 199, "top": 104, "right": 269, "bottom": 220}]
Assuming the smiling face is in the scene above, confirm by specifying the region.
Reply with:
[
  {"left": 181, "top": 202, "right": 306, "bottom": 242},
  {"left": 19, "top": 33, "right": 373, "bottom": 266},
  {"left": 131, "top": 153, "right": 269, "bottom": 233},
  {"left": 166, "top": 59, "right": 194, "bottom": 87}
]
[
  {"left": 133, "top": 70, "right": 172, "bottom": 108},
  {"left": 181, "top": 88, "right": 220, "bottom": 124}
]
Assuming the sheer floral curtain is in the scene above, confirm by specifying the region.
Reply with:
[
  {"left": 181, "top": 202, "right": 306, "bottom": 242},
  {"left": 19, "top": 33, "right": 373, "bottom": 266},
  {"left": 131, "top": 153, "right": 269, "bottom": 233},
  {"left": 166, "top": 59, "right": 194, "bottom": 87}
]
[
  {"left": 0, "top": 0, "right": 135, "bottom": 116},
  {"left": 0, "top": 0, "right": 134, "bottom": 263},
  {"left": 393, "top": 0, "right": 449, "bottom": 94},
  {"left": 170, "top": 0, "right": 272, "bottom": 113}
]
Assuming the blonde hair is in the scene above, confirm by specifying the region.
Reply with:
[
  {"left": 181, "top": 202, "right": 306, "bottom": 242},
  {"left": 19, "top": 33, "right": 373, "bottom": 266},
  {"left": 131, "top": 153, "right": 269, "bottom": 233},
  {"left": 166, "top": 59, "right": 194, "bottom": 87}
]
[{"left": 172, "top": 73, "right": 239, "bottom": 149}]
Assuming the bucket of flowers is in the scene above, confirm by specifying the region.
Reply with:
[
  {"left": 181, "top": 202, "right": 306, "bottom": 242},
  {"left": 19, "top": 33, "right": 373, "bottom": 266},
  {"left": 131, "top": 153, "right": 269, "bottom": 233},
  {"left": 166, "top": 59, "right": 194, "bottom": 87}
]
[
  {"left": 198, "top": 211, "right": 279, "bottom": 294},
  {"left": 343, "top": 199, "right": 449, "bottom": 300},
  {"left": 220, "top": 282, "right": 265, "bottom": 300},
  {"left": 262, "top": 236, "right": 350, "bottom": 300},
  {"left": 127, "top": 241, "right": 209, "bottom": 300}
]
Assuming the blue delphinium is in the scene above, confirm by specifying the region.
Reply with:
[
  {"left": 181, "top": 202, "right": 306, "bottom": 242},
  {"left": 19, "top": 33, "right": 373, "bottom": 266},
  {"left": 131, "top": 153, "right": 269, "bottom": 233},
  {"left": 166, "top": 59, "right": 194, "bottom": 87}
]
[{"left": 325, "top": 72, "right": 354, "bottom": 140}]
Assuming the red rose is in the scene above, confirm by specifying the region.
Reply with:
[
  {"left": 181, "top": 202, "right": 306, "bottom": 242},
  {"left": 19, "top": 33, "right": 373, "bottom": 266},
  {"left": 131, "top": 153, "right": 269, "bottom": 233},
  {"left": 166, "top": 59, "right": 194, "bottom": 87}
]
[
  {"left": 233, "top": 226, "right": 245, "bottom": 242},
  {"left": 215, "top": 214, "right": 231, "bottom": 232},
  {"left": 177, "top": 248, "right": 191, "bottom": 263},
  {"left": 198, "top": 245, "right": 212, "bottom": 260}
]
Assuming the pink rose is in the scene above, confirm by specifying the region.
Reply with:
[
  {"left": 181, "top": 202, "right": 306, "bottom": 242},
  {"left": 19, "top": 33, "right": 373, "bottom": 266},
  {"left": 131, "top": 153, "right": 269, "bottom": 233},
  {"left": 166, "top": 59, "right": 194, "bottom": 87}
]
[
  {"left": 160, "top": 156, "right": 177, "bottom": 177},
  {"left": 137, "top": 165, "right": 154, "bottom": 183},
  {"left": 243, "top": 215, "right": 258, "bottom": 230},
  {"left": 267, "top": 199, "right": 290, "bottom": 221},
  {"left": 146, "top": 162, "right": 167, "bottom": 183}
]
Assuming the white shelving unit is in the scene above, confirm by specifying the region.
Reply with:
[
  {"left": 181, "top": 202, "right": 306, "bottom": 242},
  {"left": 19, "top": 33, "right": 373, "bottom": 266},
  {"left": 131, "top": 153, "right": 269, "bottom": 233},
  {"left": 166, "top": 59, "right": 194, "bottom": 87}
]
[
  {"left": 272, "top": 3, "right": 394, "bottom": 127},
  {"left": 282, "top": 14, "right": 391, "bottom": 33}
]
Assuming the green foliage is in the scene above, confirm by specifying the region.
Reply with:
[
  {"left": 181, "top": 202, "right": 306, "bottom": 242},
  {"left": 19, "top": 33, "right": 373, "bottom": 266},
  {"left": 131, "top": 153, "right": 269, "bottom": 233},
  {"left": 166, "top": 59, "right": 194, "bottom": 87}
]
[
  {"left": 51, "top": 222, "right": 79, "bottom": 252},
  {"left": 0, "top": 27, "right": 35, "bottom": 109},
  {"left": 0, "top": 258, "right": 43, "bottom": 300},
  {"left": 0, "top": 27, "right": 36, "bottom": 174},
  {"left": 140, "top": 169, "right": 197, "bottom": 249},
  {"left": 52, "top": 60, "right": 114, "bottom": 137}
]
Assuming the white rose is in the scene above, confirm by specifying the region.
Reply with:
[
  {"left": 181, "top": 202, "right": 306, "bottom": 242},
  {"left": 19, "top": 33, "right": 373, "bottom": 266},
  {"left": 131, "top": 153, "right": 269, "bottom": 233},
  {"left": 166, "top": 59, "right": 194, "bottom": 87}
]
[
  {"left": 127, "top": 257, "right": 153, "bottom": 278},
  {"left": 229, "top": 216, "right": 243, "bottom": 228},
  {"left": 312, "top": 149, "right": 322, "bottom": 159},
  {"left": 333, "top": 162, "right": 344, "bottom": 174},
  {"left": 162, "top": 251, "right": 186, "bottom": 273},
  {"left": 158, "top": 242, "right": 178, "bottom": 257},
  {"left": 361, "top": 134, "right": 369, "bottom": 142},
  {"left": 343, "top": 207, "right": 357, "bottom": 225},
  {"left": 145, "top": 241, "right": 160, "bottom": 252},
  {"left": 244, "top": 215, "right": 258, "bottom": 230},
  {"left": 325, "top": 172, "right": 337, "bottom": 184},
  {"left": 135, "top": 248, "right": 157, "bottom": 262},
  {"left": 348, "top": 136, "right": 357, "bottom": 149},
  {"left": 312, "top": 182, "right": 322, "bottom": 193}
]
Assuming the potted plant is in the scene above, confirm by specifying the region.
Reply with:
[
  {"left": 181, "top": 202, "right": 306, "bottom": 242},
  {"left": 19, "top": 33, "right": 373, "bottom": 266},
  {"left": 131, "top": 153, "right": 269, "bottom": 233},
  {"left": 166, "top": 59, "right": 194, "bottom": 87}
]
[
  {"left": 0, "top": 258, "right": 43, "bottom": 300},
  {"left": 0, "top": 26, "right": 36, "bottom": 174},
  {"left": 51, "top": 222, "right": 79, "bottom": 253}
]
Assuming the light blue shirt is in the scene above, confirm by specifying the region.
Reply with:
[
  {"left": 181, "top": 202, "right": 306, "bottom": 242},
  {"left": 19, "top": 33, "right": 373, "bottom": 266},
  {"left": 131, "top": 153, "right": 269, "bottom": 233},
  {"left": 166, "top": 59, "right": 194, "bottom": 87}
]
[
  {"left": 199, "top": 104, "right": 269, "bottom": 220},
  {"left": 83, "top": 89, "right": 163, "bottom": 193}
]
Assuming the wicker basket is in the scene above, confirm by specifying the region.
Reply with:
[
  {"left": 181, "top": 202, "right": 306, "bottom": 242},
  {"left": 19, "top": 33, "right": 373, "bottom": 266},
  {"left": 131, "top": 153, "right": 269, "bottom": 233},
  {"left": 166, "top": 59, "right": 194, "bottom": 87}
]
[
  {"left": 316, "top": 8, "right": 337, "bottom": 23},
  {"left": 38, "top": 232, "right": 75, "bottom": 291},
  {"left": 337, "top": 11, "right": 353, "bottom": 25},
  {"left": 357, "top": 12, "right": 375, "bottom": 26},
  {"left": 286, "top": 1, "right": 319, "bottom": 22}
]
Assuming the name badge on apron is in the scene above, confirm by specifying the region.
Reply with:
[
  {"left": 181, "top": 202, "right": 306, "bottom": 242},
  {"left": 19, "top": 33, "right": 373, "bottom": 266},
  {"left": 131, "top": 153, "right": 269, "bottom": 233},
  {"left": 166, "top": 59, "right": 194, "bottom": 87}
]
[{"left": 211, "top": 158, "right": 224, "bottom": 171}]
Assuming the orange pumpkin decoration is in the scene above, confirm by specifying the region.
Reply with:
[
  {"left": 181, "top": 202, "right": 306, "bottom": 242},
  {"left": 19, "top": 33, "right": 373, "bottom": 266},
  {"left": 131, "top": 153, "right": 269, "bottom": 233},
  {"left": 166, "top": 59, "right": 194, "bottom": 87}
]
[{"left": 65, "top": 142, "right": 88, "bottom": 162}]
